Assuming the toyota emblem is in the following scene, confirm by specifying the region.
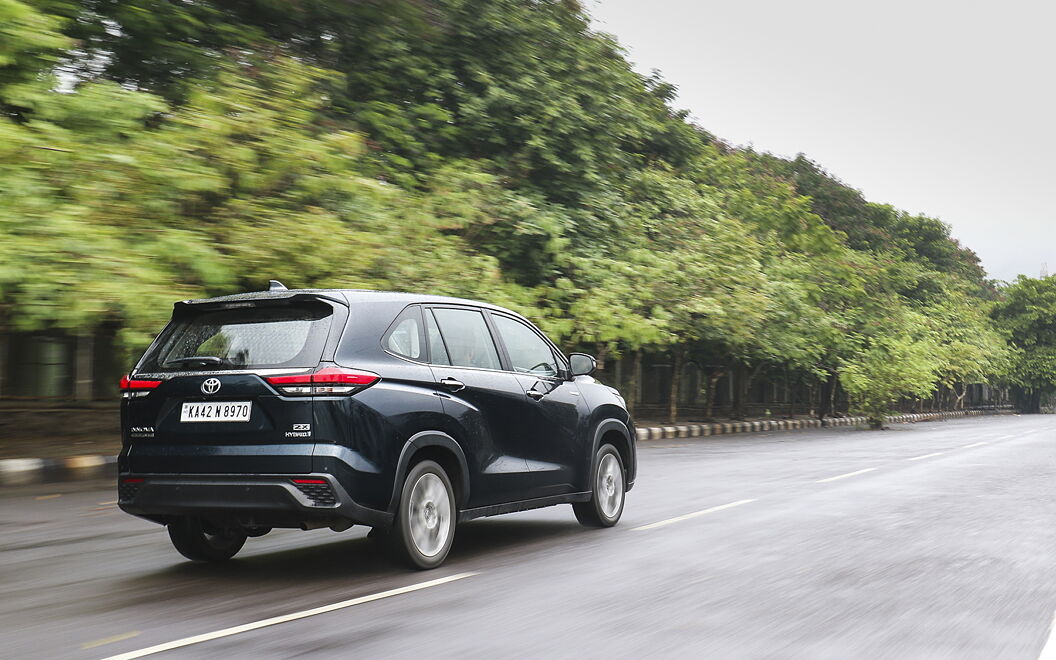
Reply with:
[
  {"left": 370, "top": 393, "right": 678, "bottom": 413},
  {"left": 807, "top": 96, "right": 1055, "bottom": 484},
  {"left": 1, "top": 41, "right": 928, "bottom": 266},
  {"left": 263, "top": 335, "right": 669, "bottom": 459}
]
[{"left": 201, "top": 378, "right": 221, "bottom": 395}]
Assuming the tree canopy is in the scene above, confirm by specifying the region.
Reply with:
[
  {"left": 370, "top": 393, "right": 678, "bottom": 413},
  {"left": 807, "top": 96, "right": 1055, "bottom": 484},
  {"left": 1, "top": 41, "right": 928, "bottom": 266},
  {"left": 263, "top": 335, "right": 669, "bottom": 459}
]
[{"left": 0, "top": 0, "right": 1031, "bottom": 421}]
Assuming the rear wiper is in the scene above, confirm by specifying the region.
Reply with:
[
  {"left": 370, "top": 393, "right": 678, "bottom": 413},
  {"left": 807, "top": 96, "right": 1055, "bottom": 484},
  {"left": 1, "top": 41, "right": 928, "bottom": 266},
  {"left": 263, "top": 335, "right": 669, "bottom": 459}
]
[{"left": 164, "top": 356, "right": 225, "bottom": 367}]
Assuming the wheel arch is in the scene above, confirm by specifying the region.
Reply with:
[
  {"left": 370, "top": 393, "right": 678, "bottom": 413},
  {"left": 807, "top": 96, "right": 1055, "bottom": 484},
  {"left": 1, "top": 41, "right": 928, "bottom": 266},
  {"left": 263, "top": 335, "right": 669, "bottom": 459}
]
[
  {"left": 590, "top": 418, "right": 636, "bottom": 491},
  {"left": 387, "top": 431, "right": 470, "bottom": 519}
]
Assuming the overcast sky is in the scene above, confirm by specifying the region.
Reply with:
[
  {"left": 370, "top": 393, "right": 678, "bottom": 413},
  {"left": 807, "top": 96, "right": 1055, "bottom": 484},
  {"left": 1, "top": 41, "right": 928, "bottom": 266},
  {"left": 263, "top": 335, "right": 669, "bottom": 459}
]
[{"left": 589, "top": 0, "right": 1054, "bottom": 282}]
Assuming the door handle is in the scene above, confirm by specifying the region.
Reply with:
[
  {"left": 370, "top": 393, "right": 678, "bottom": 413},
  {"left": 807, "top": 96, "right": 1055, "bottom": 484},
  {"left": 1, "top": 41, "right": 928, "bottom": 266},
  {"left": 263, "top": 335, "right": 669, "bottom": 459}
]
[
  {"left": 439, "top": 377, "right": 465, "bottom": 392},
  {"left": 526, "top": 387, "right": 545, "bottom": 400}
]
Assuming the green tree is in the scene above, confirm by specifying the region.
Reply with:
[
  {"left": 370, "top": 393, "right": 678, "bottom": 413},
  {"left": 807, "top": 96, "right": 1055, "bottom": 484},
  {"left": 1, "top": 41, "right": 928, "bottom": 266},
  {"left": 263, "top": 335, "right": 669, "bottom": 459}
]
[
  {"left": 839, "top": 334, "right": 942, "bottom": 428},
  {"left": 0, "top": 0, "right": 1015, "bottom": 424},
  {"left": 0, "top": 0, "right": 68, "bottom": 105},
  {"left": 992, "top": 276, "right": 1056, "bottom": 413}
]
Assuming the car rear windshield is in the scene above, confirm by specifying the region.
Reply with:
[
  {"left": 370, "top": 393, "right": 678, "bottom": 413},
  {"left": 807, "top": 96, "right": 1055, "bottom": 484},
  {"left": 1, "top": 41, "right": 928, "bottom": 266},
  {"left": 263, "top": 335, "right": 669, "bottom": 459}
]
[{"left": 141, "top": 303, "right": 334, "bottom": 372}]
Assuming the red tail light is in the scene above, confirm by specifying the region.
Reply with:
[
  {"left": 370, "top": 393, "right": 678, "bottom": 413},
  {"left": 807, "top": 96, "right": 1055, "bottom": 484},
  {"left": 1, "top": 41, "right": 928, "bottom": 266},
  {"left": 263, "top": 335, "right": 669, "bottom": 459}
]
[
  {"left": 120, "top": 374, "right": 162, "bottom": 398},
  {"left": 120, "top": 374, "right": 162, "bottom": 389},
  {"left": 266, "top": 367, "right": 380, "bottom": 396},
  {"left": 291, "top": 478, "right": 328, "bottom": 485},
  {"left": 311, "top": 367, "right": 380, "bottom": 385}
]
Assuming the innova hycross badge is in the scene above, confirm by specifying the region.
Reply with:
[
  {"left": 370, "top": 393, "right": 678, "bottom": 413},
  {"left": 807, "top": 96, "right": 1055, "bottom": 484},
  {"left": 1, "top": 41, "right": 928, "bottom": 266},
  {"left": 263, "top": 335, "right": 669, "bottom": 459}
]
[{"left": 118, "top": 282, "right": 636, "bottom": 568}]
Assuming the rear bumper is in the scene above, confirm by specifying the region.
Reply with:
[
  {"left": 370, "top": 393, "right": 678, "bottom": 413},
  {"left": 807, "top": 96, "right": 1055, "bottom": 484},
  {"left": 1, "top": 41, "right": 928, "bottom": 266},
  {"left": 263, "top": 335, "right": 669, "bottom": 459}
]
[{"left": 117, "top": 473, "right": 392, "bottom": 529}]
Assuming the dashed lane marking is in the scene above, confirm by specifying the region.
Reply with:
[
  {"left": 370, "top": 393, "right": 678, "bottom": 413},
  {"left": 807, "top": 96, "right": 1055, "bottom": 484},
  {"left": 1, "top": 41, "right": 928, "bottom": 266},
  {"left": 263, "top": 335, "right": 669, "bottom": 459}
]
[
  {"left": 907, "top": 452, "right": 945, "bottom": 461},
  {"left": 631, "top": 499, "right": 757, "bottom": 532},
  {"left": 34, "top": 494, "right": 61, "bottom": 500},
  {"left": 961, "top": 441, "right": 989, "bottom": 449},
  {"left": 815, "top": 468, "right": 877, "bottom": 483},
  {"left": 99, "top": 572, "right": 479, "bottom": 660}
]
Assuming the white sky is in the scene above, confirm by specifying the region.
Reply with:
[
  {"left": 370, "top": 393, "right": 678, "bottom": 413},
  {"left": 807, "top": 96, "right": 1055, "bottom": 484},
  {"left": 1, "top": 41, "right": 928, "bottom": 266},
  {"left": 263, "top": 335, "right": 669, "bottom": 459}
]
[{"left": 589, "top": 0, "right": 1055, "bottom": 282}]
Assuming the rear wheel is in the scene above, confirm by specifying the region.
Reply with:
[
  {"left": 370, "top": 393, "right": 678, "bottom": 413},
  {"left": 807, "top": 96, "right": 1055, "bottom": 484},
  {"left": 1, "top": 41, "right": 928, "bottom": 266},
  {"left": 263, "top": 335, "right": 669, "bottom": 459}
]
[
  {"left": 167, "top": 517, "right": 247, "bottom": 562},
  {"left": 392, "top": 460, "right": 456, "bottom": 569},
  {"left": 573, "top": 444, "right": 625, "bottom": 527}
]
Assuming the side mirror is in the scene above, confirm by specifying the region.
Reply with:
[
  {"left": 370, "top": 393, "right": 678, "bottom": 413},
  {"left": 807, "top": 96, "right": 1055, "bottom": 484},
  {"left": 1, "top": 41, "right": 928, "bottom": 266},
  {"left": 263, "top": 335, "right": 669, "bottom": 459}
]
[{"left": 569, "top": 353, "right": 597, "bottom": 377}]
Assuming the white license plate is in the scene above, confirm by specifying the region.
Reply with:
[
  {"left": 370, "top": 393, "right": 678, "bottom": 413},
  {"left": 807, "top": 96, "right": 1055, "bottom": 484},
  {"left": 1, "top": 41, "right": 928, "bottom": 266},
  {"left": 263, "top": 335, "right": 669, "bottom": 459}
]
[{"left": 180, "top": 401, "right": 252, "bottom": 423}]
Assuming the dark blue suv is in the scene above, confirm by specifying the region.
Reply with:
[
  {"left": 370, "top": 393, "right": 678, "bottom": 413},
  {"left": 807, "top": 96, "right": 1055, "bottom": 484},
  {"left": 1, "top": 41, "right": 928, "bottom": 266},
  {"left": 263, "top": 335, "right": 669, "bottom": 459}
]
[{"left": 118, "top": 283, "right": 636, "bottom": 568}]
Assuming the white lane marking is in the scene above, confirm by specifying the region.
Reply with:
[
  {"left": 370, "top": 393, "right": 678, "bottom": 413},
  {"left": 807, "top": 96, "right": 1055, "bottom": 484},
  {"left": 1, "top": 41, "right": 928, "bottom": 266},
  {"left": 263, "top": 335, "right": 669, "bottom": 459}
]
[
  {"left": 99, "top": 572, "right": 478, "bottom": 660},
  {"left": 961, "top": 441, "right": 989, "bottom": 449},
  {"left": 1038, "top": 610, "right": 1056, "bottom": 660},
  {"left": 631, "top": 499, "right": 756, "bottom": 532},
  {"left": 999, "top": 434, "right": 1016, "bottom": 440},
  {"left": 815, "top": 468, "right": 877, "bottom": 483},
  {"left": 907, "top": 452, "right": 945, "bottom": 461}
]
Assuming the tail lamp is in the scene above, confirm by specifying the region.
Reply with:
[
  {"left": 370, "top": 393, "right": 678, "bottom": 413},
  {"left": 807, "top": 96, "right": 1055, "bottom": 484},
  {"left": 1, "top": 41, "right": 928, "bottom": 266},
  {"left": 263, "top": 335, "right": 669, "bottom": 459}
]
[
  {"left": 266, "top": 367, "right": 379, "bottom": 396},
  {"left": 120, "top": 374, "right": 161, "bottom": 399}
]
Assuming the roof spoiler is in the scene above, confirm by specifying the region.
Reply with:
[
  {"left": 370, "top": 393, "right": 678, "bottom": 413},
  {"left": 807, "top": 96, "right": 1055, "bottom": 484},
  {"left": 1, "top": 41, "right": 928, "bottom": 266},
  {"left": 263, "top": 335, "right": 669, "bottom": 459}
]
[{"left": 173, "top": 291, "right": 348, "bottom": 314}]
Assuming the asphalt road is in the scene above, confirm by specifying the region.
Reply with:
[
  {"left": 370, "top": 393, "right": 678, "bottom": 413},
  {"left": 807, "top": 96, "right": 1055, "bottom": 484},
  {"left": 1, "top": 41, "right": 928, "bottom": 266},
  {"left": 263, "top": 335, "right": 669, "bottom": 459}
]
[{"left": 2, "top": 415, "right": 1055, "bottom": 659}]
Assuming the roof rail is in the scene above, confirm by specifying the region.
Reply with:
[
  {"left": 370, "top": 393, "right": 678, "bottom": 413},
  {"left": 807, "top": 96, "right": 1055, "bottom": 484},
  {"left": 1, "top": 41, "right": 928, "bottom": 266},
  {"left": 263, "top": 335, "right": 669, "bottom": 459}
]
[{"left": 268, "top": 280, "right": 288, "bottom": 292}]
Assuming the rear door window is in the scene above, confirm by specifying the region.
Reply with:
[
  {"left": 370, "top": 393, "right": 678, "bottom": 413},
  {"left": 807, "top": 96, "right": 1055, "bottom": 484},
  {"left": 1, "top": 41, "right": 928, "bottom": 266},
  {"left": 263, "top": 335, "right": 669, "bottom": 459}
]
[
  {"left": 142, "top": 303, "right": 333, "bottom": 371},
  {"left": 430, "top": 308, "right": 502, "bottom": 370},
  {"left": 425, "top": 309, "right": 451, "bottom": 365}
]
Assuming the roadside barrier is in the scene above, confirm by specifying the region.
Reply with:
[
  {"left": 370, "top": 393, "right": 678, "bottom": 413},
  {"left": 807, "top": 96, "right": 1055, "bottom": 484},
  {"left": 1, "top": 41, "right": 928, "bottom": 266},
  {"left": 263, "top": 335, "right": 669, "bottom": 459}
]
[
  {"left": 0, "top": 454, "right": 117, "bottom": 486},
  {"left": 633, "top": 409, "right": 1010, "bottom": 442}
]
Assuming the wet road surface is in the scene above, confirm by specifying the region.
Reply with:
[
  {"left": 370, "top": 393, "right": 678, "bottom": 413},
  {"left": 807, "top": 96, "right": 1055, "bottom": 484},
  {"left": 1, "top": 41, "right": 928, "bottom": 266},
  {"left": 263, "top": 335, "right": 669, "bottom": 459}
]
[{"left": 2, "top": 415, "right": 1054, "bottom": 659}]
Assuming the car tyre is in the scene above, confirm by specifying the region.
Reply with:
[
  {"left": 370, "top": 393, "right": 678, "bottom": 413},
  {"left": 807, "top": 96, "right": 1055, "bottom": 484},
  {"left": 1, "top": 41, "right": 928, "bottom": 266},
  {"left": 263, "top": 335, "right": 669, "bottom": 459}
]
[
  {"left": 573, "top": 443, "right": 625, "bottom": 527},
  {"left": 392, "top": 460, "right": 456, "bottom": 570},
  {"left": 167, "top": 517, "right": 247, "bottom": 562}
]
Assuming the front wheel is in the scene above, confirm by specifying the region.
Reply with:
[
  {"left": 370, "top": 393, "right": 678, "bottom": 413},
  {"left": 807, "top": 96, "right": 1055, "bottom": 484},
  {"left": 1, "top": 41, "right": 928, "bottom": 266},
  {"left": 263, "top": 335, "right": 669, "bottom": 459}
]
[
  {"left": 167, "top": 517, "right": 247, "bottom": 562},
  {"left": 392, "top": 460, "right": 456, "bottom": 569},
  {"left": 573, "top": 444, "right": 625, "bottom": 527}
]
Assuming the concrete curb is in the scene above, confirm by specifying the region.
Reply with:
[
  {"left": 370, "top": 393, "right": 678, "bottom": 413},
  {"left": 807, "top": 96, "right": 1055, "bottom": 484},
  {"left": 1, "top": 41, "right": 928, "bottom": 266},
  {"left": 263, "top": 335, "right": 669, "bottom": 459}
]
[
  {"left": 0, "top": 410, "right": 1012, "bottom": 486},
  {"left": 634, "top": 409, "right": 1010, "bottom": 443},
  {"left": 0, "top": 454, "right": 117, "bottom": 486}
]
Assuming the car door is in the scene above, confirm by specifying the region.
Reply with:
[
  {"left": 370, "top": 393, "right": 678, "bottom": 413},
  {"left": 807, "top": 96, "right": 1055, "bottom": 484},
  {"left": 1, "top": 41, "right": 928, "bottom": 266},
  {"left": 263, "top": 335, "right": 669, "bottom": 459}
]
[
  {"left": 488, "top": 312, "right": 587, "bottom": 497},
  {"left": 425, "top": 306, "right": 537, "bottom": 506}
]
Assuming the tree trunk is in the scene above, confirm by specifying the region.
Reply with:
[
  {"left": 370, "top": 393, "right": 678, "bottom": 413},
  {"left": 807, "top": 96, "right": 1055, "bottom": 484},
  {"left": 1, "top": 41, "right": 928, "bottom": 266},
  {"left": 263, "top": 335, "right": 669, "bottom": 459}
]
[
  {"left": 626, "top": 349, "right": 642, "bottom": 416},
  {"left": 75, "top": 333, "right": 94, "bottom": 402},
  {"left": 732, "top": 362, "right": 752, "bottom": 420},
  {"left": 785, "top": 369, "right": 793, "bottom": 418},
  {"left": 0, "top": 329, "right": 6, "bottom": 400},
  {"left": 735, "top": 362, "right": 765, "bottom": 419},
  {"left": 818, "top": 372, "right": 837, "bottom": 419},
  {"left": 595, "top": 343, "right": 609, "bottom": 373},
  {"left": 1029, "top": 389, "right": 1042, "bottom": 414},
  {"left": 667, "top": 348, "right": 685, "bottom": 424},
  {"left": 704, "top": 368, "right": 725, "bottom": 420}
]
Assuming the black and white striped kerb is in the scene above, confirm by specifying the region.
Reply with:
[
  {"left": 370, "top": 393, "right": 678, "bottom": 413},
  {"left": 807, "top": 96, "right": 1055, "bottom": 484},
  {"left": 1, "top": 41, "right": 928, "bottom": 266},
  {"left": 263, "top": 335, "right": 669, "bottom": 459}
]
[
  {"left": 0, "top": 454, "right": 117, "bottom": 486},
  {"left": 633, "top": 409, "right": 1004, "bottom": 442}
]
